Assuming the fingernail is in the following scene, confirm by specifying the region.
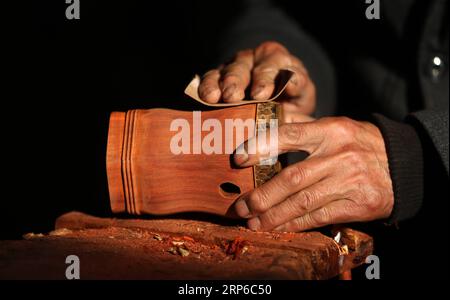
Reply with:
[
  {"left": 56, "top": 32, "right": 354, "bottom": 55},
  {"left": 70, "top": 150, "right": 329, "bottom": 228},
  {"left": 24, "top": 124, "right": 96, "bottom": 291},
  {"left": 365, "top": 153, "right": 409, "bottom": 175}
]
[
  {"left": 247, "top": 217, "right": 261, "bottom": 231},
  {"left": 235, "top": 198, "right": 251, "bottom": 218},
  {"left": 234, "top": 144, "right": 248, "bottom": 165},
  {"left": 222, "top": 84, "right": 236, "bottom": 99}
]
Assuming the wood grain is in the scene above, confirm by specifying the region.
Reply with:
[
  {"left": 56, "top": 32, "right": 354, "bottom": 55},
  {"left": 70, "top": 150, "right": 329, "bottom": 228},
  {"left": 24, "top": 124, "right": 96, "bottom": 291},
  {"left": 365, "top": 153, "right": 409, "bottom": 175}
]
[{"left": 107, "top": 104, "right": 282, "bottom": 217}]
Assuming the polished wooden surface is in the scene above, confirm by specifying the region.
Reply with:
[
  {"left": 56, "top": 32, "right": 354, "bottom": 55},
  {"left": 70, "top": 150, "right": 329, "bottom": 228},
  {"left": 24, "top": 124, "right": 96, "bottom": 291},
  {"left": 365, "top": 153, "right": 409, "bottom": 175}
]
[{"left": 107, "top": 105, "right": 258, "bottom": 216}]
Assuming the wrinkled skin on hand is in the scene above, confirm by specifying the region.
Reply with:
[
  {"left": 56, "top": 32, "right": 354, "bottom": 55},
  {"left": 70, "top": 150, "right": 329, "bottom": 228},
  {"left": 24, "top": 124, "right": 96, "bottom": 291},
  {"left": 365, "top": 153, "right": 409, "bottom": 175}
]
[
  {"left": 233, "top": 117, "right": 394, "bottom": 232},
  {"left": 199, "top": 40, "right": 393, "bottom": 232},
  {"left": 198, "top": 41, "right": 316, "bottom": 115}
]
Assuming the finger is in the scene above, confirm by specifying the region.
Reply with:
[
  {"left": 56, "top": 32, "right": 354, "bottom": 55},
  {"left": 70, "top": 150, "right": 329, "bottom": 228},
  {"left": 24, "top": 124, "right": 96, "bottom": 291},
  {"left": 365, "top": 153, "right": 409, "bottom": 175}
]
[
  {"left": 233, "top": 122, "right": 324, "bottom": 167},
  {"left": 251, "top": 44, "right": 291, "bottom": 100},
  {"left": 247, "top": 178, "right": 341, "bottom": 231},
  {"left": 198, "top": 69, "right": 222, "bottom": 103},
  {"left": 250, "top": 64, "right": 279, "bottom": 100},
  {"left": 220, "top": 50, "right": 253, "bottom": 103},
  {"left": 234, "top": 156, "right": 333, "bottom": 218},
  {"left": 274, "top": 199, "right": 358, "bottom": 232}
]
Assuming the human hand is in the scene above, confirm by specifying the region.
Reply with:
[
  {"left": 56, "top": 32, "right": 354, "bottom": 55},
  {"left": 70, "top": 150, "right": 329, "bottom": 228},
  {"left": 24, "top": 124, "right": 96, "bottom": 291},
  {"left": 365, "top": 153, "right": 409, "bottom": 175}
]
[
  {"left": 198, "top": 41, "right": 316, "bottom": 115},
  {"left": 233, "top": 117, "right": 394, "bottom": 232}
]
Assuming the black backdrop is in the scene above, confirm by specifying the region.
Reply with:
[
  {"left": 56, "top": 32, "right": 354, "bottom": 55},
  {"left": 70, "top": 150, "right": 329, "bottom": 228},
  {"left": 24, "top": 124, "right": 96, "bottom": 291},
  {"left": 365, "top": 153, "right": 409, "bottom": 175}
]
[
  {"left": 8, "top": 0, "right": 377, "bottom": 238},
  {"left": 9, "top": 0, "right": 228, "bottom": 238},
  {"left": 5, "top": 0, "right": 448, "bottom": 280}
]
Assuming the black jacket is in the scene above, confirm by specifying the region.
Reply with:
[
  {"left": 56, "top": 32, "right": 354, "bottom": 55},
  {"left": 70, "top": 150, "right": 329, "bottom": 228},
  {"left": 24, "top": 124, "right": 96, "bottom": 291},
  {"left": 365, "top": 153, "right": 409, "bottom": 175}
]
[{"left": 212, "top": 0, "right": 449, "bottom": 225}]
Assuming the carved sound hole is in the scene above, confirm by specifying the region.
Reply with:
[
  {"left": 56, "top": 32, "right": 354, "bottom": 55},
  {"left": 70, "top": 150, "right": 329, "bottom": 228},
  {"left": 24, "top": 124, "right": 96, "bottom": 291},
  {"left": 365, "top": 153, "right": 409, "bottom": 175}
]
[{"left": 219, "top": 182, "right": 241, "bottom": 198}]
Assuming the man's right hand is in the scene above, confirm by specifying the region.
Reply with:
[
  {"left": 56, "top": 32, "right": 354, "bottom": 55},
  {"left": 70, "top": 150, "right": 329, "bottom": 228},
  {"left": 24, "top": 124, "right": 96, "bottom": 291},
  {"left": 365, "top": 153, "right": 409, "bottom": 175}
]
[{"left": 198, "top": 41, "right": 316, "bottom": 115}]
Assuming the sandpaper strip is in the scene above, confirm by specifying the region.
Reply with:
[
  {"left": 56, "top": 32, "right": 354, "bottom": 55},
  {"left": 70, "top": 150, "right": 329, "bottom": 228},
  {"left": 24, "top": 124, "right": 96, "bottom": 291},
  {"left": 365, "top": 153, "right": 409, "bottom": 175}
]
[{"left": 184, "top": 69, "right": 294, "bottom": 107}]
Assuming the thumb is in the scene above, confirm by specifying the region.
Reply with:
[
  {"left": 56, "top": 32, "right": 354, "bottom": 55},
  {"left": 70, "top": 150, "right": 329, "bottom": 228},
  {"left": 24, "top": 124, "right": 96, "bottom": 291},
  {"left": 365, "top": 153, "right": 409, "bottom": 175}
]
[{"left": 233, "top": 121, "right": 323, "bottom": 167}]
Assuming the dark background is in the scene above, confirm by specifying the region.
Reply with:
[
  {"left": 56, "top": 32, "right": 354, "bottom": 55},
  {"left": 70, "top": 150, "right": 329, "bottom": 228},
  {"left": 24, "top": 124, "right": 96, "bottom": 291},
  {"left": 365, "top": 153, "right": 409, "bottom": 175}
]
[
  {"left": 4, "top": 0, "right": 448, "bottom": 280},
  {"left": 8, "top": 0, "right": 225, "bottom": 238},
  {"left": 7, "top": 0, "right": 380, "bottom": 236}
]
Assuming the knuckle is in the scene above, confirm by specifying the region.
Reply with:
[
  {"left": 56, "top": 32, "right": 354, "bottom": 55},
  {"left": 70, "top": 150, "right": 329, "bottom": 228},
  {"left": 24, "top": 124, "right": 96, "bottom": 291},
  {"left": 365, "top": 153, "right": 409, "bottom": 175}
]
[
  {"left": 295, "top": 190, "right": 316, "bottom": 213},
  {"left": 259, "top": 210, "right": 279, "bottom": 229},
  {"left": 276, "top": 54, "right": 293, "bottom": 67},
  {"left": 279, "top": 124, "right": 305, "bottom": 146},
  {"left": 363, "top": 192, "right": 382, "bottom": 212},
  {"left": 248, "top": 190, "right": 270, "bottom": 213},
  {"left": 311, "top": 207, "right": 332, "bottom": 227},
  {"left": 257, "top": 41, "right": 288, "bottom": 55},
  {"left": 283, "top": 164, "right": 308, "bottom": 187},
  {"left": 330, "top": 117, "right": 357, "bottom": 139}
]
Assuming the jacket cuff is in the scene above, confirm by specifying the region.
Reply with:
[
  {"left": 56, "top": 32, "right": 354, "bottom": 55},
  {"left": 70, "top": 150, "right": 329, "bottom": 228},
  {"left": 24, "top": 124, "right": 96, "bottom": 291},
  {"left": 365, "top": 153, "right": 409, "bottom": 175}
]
[{"left": 371, "top": 114, "right": 424, "bottom": 224}]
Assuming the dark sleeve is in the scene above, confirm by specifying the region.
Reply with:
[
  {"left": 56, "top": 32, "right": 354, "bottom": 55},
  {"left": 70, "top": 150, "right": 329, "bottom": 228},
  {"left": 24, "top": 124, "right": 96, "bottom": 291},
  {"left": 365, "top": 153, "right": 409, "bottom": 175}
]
[
  {"left": 410, "top": 110, "right": 449, "bottom": 174},
  {"left": 215, "top": 0, "right": 336, "bottom": 117},
  {"left": 371, "top": 109, "right": 449, "bottom": 223}
]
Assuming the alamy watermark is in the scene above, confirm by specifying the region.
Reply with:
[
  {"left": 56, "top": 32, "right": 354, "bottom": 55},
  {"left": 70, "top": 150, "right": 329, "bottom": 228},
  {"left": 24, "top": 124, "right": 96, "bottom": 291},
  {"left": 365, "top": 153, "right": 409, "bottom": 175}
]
[
  {"left": 65, "top": 1, "right": 379, "bottom": 21},
  {"left": 365, "top": 254, "right": 380, "bottom": 279},
  {"left": 65, "top": 0, "right": 80, "bottom": 20},
  {"left": 65, "top": 254, "right": 80, "bottom": 279},
  {"left": 169, "top": 112, "right": 279, "bottom": 166},
  {"left": 365, "top": 0, "right": 380, "bottom": 20}
]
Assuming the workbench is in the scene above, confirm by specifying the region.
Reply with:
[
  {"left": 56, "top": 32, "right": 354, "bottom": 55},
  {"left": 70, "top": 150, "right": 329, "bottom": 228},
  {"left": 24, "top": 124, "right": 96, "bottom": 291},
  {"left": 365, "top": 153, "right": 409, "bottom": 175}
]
[{"left": 0, "top": 211, "right": 372, "bottom": 279}]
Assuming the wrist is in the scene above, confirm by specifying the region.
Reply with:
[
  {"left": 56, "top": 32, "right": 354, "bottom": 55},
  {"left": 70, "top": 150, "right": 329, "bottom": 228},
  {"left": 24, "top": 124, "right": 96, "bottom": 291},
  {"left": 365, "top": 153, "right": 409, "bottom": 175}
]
[{"left": 370, "top": 114, "right": 424, "bottom": 224}]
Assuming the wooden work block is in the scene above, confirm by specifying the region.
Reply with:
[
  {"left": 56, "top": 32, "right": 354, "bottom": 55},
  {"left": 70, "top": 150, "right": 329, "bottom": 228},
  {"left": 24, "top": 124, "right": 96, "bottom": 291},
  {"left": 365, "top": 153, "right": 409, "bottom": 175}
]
[{"left": 0, "top": 212, "right": 372, "bottom": 279}]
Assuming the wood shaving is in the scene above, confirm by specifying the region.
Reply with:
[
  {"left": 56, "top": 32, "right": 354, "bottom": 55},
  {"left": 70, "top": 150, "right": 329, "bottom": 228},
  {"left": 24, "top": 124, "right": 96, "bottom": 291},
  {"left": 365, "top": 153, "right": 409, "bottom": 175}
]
[
  {"left": 223, "top": 236, "right": 250, "bottom": 260},
  {"left": 23, "top": 233, "right": 45, "bottom": 239},
  {"left": 49, "top": 228, "right": 72, "bottom": 236}
]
